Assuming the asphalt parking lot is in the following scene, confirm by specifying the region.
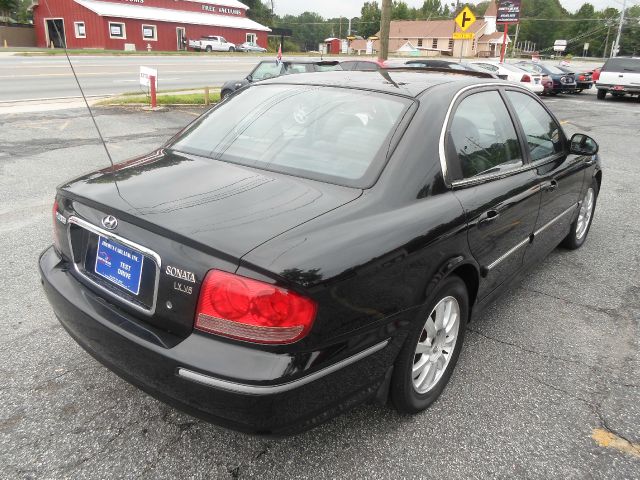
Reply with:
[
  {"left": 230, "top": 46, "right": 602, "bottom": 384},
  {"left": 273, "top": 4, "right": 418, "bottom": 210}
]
[{"left": 1, "top": 91, "right": 638, "bottom": 479}]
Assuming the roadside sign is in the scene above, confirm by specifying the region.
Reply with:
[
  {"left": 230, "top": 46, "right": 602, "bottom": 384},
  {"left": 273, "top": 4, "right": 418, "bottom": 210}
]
[
  {"left": 139, "top": 66, "right": 158, "bottom": 88},
  {"left": 366, "top": 40, "right": 373, "bottom": 55},
  {"left": 453, "top": 32, "right": 475, "bottom": 40},
  {"left": 553, "top": 39, "right": 567, "bottom": 53},
  {"left": 455, "top": 7, "right": 476, "bottom": 32},
  {"left": 497, "top": 0, "right": 521, "bottom": 23},
  {"left": 341, "top": 39, "right": 348, "bottom": 54}
]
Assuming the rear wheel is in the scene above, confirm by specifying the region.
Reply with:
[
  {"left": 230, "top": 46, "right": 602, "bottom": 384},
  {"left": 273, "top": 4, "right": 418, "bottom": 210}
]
[
  {"left": 561, "top": 179, "right": 598, "bottom": 250},
  {"left": 597, "top": 89, "right": 606, "bottom": 100},
  {"left": 391, "top": 275, "right": 468, "bottom": 414}
]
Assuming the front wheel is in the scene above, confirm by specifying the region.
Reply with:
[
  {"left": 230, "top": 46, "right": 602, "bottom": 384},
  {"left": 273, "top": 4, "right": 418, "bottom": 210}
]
[
  {"left": 561, "top": 179, "right": 598, "bottom": 250},
  {"left": 597, "top": 89, "right": 606, "bottom": 100},
  {"left": 391, "top": 275, "right": 468, "bottom": 414},
  {"left": 229, "top": 46, "right": 236, "bottom": 52},
  {"left": 205, "top": 46, "right": 212, "bottom": 53}
]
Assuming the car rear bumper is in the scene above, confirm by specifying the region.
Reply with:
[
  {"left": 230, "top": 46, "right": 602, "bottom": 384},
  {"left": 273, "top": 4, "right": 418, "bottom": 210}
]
[
  {"left": 39, "top": 246, "right": 396, "bottom": 435},
  {"left": 596, "top": 83, "right": 640, "bottom": 94}
]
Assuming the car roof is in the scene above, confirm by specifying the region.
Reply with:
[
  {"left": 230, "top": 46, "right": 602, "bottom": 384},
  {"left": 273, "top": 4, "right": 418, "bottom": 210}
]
[
  {"left": 258, "top": 70, "right": 506, "bottom": 98},
  {"left": 259, "top": 59, "right": 340, "bottom": 66}
]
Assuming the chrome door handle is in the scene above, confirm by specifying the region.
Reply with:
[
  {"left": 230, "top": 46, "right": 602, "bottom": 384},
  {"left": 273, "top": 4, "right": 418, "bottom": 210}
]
[
  {"left": 543, "top": 180, "right": 558, "bottom": 192},
  {"left": 478, "top": 210, "right": 500, "bottom": 225}
]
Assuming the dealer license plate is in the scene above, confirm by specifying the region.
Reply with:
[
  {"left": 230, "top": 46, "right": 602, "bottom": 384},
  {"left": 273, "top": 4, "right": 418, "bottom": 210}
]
[{"left": 94, "top": 236, "right": 144, "bottom": 295}]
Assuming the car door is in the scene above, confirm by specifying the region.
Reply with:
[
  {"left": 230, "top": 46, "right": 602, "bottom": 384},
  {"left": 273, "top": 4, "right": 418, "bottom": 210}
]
[
  {"left": 445, "top": 88, "right": 541, "bottom": 300},
  {"left": 504, "top": 89, "right": 589, "bottom": 262}
]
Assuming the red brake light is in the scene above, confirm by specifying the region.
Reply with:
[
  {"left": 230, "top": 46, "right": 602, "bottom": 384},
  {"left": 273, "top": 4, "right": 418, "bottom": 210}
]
[
  {"left": 521, "top": 74, "right": 531, "bottom": 82},
  {"left": 195, "top": 270, "right": 317, "bottom": 344}
]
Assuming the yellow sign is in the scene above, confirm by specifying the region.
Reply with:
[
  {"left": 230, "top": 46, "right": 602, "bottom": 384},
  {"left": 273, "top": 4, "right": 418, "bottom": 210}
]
[
  {"left": 452, "top": 32, "right": 475, "bottom": 40},
  {"left": 455, "top": 7, "right": 477, "bottom": 32}
]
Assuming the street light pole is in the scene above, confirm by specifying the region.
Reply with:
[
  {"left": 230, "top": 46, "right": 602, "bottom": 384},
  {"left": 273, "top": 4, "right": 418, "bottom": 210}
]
[
  {"left": 612, "top": 0, "right": 626, "bottom": 57},
  {"left": 379, "top": 0, "right": 392, "bottom": 61}
]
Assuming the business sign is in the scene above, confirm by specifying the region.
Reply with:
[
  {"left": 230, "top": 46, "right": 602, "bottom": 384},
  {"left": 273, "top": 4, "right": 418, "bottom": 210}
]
[
  {"left": 497, "top": 0, "right": 521, "bottom": 23},
  {"left": 553, "top": 39, "right": 567, "bottom": 53},
  {"left": 139, "top": 66, "right": 158, "bottom": 88},
  {"left": 453, "top": 32, "right": 475, "bottom": 40},
  {"left": 455, "top": 7, "right": 476, "bottom": 32},
  {"left": 366, "top": 40, "right": 373, "bottom": 55},
  {"left": 341, "top": 39, "right": 349, "bottom": 54}
]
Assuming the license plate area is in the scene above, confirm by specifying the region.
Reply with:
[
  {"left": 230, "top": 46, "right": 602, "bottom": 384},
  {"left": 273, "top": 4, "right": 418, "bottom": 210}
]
[
  {"left": 94, "top": 236, "right": 144, "bottom": 295},
  {"left": 68, "top": 217, "right": 159, "bottom": 314}
]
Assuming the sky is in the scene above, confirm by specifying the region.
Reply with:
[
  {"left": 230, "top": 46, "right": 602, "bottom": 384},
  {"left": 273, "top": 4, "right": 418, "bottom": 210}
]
[{"left": 270, "top": 0, "right": 625, "bottom": 18}]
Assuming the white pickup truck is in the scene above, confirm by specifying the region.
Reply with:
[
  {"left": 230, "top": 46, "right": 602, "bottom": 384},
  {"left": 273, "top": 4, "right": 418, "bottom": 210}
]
[
  {"left": 596, "top": 57, "right": 640, "bottom": 100},
  {"left": 189, "top": 35, "right": 236, "bottom": 52}
]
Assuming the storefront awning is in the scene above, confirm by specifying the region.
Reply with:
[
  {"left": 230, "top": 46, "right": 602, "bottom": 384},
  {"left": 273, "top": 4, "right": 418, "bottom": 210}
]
[{"left": 74, "top": 0, "right": 271, "bottom": 32}]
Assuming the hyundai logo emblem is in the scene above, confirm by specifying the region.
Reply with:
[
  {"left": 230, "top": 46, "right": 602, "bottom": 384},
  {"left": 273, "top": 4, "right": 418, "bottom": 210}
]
[{"left": 101, "top": 215, "right": 118, "bottom": 230}]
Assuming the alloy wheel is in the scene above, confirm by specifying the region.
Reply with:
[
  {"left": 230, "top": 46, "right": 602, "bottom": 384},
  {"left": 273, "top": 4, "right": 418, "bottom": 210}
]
[
  {"left": 576, "top": 187, "right": 594, "bottom": 240},
  {"left": 412, "top": 296, "right": 460, "bottom": 394}
]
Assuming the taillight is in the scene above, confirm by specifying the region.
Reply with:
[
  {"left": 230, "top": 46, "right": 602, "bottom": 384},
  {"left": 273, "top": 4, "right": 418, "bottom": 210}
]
[
  {"left": 521, "top": 74, "right": 531, "bottom": 82},
  {"left": 195, "top": 270, "right": 317, "bottom": 344}
]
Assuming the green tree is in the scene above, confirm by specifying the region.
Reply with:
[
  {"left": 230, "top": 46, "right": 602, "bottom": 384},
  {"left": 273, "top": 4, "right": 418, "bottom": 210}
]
[
  {"left": 359, "top": 1, "right": 382, "bottom": 38},
  {"left": 0, "top": 0, "right": 18, "bottom": 19},
  {"left": 244, "top": 0, "right": 274, "bottom": 26},
  {"left": 392, "top": 1, "right": 412, "bottom": 20}
]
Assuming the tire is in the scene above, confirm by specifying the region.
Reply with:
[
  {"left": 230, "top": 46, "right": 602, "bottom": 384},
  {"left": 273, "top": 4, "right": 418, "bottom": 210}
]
[
  {"left": 597, "top": 89, "right": 606, "bottom": 100},
  {"left": 391, "top": 275, "right": 469, "bottom": 414},
  {"left": 561, "top": 179, "right": 598, "bottom": 250},
  {"left": 220, "top": 89, "right": 231, "bottom": 100},
  {"left": 205, "top": 46, "right": 212, "bottom": 53},
  {"left": 576, "top": 89, "right": 583, "bottom": 94},
  {"left": 229, "top": 46, "right": 235, "bottom": 52}
]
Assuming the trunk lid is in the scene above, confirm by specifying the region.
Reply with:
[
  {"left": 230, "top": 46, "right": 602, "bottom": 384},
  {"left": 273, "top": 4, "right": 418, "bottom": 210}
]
[{"left": 58, "top": 149, "right": 361, "bottom": 337}]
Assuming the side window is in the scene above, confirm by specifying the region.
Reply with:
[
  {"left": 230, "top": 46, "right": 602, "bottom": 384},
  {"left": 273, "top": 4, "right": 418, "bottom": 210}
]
[
  {"left": 506, "top": 91, "right": 564, "bottom": 161},
  {"left": 449, "top": 90, "right": 523, "bottom": 180},
  {"left": 251, "top": 62, "right": 283, "bottom": 80}
]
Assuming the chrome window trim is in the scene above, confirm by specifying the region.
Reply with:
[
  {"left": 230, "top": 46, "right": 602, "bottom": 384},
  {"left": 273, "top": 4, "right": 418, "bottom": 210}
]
[
  {"left": 438, "top": 83, "right": 535, "bottom": 189},
  {"left": 177, "top": 339, "right": 390, "bottom": 395},
  {"left": 534, "top": 203, "right": 578, "bottom": 237},
  {"left": 66, "top": 216, "right": 161, "bottom": 316},
  {"left": 486, "top": 237, "right": 530, "bottom": 271}
]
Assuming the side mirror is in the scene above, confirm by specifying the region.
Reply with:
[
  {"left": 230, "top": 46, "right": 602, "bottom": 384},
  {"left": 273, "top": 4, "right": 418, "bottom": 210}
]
[
  {"left": 246, "top": 74, "right": 253, "bottom": 82},
  {"left": 569, "top": 133, "right": 598, "bottom": 156}
]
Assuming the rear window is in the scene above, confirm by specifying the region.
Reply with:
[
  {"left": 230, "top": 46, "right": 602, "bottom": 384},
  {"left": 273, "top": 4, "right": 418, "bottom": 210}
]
[
  {"left": 169, "top": 84, "right": 411, "bottom": 187},
  {"left": 602, "top": 58, "right": 640, "bottom": 73}
]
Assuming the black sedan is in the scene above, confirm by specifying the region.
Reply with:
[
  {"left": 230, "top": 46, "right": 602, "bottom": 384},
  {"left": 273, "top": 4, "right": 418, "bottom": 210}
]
[
  {"left": 40, "top": 70, "right": 602, "bottom": 435},
  {"left": 557, "top": 65, "right": 593, "bottom": 93},
  {"left": 220, "top": 60, "right": 341, "bottom": 99},
  {"left": 516, "top": 61, "right": 577, "bottom": 94}
]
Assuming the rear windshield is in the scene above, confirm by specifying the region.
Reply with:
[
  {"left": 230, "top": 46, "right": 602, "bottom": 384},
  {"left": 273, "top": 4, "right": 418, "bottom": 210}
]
[
  {"left": 169, "top": 84, "right": 411, "bottom": 187},
  {"left": 603, "top": 58, "right": 640, "bottom": 73}
]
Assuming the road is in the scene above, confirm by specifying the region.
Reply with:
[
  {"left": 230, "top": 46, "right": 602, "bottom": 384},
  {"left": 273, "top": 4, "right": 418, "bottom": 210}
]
[
  {"left": 0, "top": 54, "right": 269, "bottom": 101},
  {"left": 0, "top": 54, "right": 604, "bottom": 103},
  {"left": 0, "top": 90, "right": 638, "bottom": 477}
]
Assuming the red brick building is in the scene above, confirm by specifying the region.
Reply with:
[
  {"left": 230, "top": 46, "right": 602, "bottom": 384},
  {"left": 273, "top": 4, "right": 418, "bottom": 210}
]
[{"left": 32, "top": 0, "right": 270, "bottom": 51}]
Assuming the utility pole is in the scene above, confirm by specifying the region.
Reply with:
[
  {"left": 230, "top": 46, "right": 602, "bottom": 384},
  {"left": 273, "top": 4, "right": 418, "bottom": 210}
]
[
  {"left": 510, "top": 22, "right": 520, "bottom": 58},
  {"left": 379, "top": 0, "right": 392, "bottom": 61},
  {"left": 612, "top": 0, "right": 626, "bottom": 57},
  {"left": 603, "top": 22, "right": 612, "bottom": 60}
]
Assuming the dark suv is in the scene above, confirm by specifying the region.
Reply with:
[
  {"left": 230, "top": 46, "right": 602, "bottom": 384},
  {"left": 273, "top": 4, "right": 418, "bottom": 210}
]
[{"left": 220, "top": 60, "right": 342, "bottom": 99}]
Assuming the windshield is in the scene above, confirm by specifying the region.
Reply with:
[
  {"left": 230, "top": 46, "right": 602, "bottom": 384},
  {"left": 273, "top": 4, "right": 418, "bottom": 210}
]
[
  {"left": 603, "top": 58, "right": 640, "bottom": 73},
  {"left": 169, "top": 84, "right": 411, "bottom": 187}
]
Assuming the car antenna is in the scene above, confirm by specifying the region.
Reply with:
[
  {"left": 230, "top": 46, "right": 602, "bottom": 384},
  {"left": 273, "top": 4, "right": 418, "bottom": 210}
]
[{"left": 42, "top": 3, "right": 116, "bottom": 172}]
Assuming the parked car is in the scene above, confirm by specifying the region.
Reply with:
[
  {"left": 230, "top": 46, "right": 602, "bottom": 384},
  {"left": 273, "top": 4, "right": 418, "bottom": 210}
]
[
  {"left": 220, "top": 60, "right": 342, "bottom": 99},
  {"left": 405, "top": 59, "right": 488, "bottom": 73},
  {"left": 556, "top": 66, "right": 593, "bottom": 93},
  {"left": 189, "top": 35, "right": 236, "bottom": 52},
  {"left": 469, "top": 60, "right": 544, "bottom": 94},
  {"left": 596, "top": 57, "right": 640, "bottom": 100},
  {"left": 40, "top": 69, "right": 602, "bottom": 435},
  {"left": 340, "top": 59, "right": 386, "bottom": 71},
  {"left": 237, "top": 41, "right": 267, "bottom": 53},
  {"left": 515, "top": 61, "right": 577, "bottom": 94}
]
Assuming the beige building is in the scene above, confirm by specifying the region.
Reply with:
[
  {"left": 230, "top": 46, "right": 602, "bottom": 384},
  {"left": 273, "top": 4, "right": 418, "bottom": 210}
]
[{"left": 351, "top": 1, "right": 509, "bottom": 58}]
